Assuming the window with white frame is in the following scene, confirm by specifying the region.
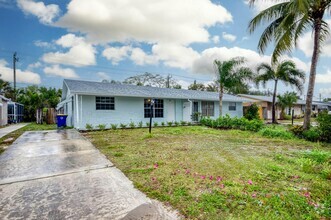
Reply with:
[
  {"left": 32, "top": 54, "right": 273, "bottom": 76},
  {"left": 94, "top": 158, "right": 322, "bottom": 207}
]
[
  {"left": 96, "top": 97, "right": 115, "bottom": 110},
  {"left": 201, "top": 101, "right": 214, "bottom": 116},
  {"left": 229, "top": 102, "right": 236, "bottom": 111},
  {"left": 144, "top": 99, "right": 164, "bottom": 118}
]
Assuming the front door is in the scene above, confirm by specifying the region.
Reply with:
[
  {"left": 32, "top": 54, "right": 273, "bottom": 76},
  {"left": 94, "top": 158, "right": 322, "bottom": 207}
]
[{"left": 183, "top": 102, "right": 191, "bottom": 122}]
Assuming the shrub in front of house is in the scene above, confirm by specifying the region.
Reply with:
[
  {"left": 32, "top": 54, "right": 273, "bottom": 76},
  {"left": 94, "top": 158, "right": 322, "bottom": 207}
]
[
  {"left": 153, "top": 122, "right": 158, "bottom": 127},
  {"left": 85, "top": 123, "right": 93, "bottom": 130},
  {"left": 138, "top": 121, "right": 143, "bottom": 128},
  {"left": 110, "top": 124, "right": 118, "bottom": 130},
  {"left": 97, "top": 124, "right": 106, "bottom": 131},
  {"left": 174, "top": 121, "right": 180, "bottom": 126},
  {"left": 129, "top": 121, "right": 136, "bottom": 129},
  {"left": 244, "top": 103, "right": 260, "bottom": 120},
  {"left": 200, "top": 115, "right": 264, "bottom": 132},
  {"left": 167, "top": 121, "right": 173, "bottom": 126},
  {"left": 161, "top": 122, "right": 165, "bottom": 126},
  {"left": 302, "top": 128, "right": 320, "bottom": 142},
  {"left": 258, "top": 126, "right": 294, "bottom": 139},
  {"left": 146, "top": 122, "right": 150, "bottom": 127},
  {"left": 120, "top": 123, "right": 127, "bottom": 128},
  {"left": 316, "top": 110, "right": 331, "bottom": 143},
  {"left": 180, "top": 121, "right": 186, "bottom": 126}
]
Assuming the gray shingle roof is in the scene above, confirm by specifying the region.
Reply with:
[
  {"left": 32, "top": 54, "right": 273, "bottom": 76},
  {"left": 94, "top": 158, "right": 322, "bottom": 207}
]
[{"left": 64, "top": 79, "right": 247, "bottom": 102}]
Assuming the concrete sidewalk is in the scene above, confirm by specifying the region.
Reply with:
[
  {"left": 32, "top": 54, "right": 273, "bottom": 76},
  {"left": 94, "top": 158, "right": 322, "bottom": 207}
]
[
  {"left": 0, "top": 123, "right": 28, "bottom": 139},
  {"left": 0, "top": 129, "right": 178, "bottom": 219}
]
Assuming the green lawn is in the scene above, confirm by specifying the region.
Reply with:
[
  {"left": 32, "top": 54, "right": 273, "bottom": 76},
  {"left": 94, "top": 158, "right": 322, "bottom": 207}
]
[
  {"left": 85, "top": 126, "right": 331, "bottom": 219},
  {"left": 0, "top": 123, "right": 58, "bottom": 154}
]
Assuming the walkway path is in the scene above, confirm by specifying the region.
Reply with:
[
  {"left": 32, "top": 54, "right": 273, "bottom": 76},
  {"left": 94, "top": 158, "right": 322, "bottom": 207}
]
[
  {"left": 0, "top": 129, "right": 178, "bottom": 219},
  {"left": 0, "top": 123, "right": 28, "bottom": 138}
]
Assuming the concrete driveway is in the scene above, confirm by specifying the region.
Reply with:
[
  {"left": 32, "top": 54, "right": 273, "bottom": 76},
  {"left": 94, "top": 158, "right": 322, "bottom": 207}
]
[{"left": 0, "top": 129, "right": 178, "bottom": 219}]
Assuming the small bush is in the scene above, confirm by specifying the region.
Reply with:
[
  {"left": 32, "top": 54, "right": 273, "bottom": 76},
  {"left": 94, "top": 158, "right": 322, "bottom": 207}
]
[
  {"left": 153, "top": 122, "right": 158, "bottom": 127},
  {"left": 316, "top": 111, "right": 331, "bottom": 143},
  {"left": 258, "top": 127, "right": 294, "bottom": 139},
  {"left": 174, "top": 121, "right": 180, "bottom": 126},
  {"left": 187, "top": 122, "right": 192, "bottom": 126},
  {"left": 138, "top": 121, "right": 143, "bottom": 128},
  {"left": 167, "top": 121, "right": 173, "bottom": 126},
  {"left": 110, "top": 124, "right": 118, "bottom": 130},
  {"left": 244, "top": 103, "right": 260, "bottom": 120},
  {"left": 289, "top": 125, "right": 304, "bottom": 137},
  {"left": 85, "top": 123, "right": 93, "bottom": 130},
  {"left": 129, "top": 121, "right": 136, "bottom": 129},
  {"left": 180, "top": 120, "right": 186, "bottom": 126},
  {"left": 97, "top": 124, "right": 106, "bottom": 131},
  {"left": 284, "top": 114, "right": 292, "bottom": 120},
  {"left": 146, "top": 122, "right": 150, "bottom": 127},
  {"left": 302, "top": 128, "right": 320, "bottom": 142},
  {"left": 120, "top": 123, "right": 127, "bottom": 128},
  {"left": 161, "top": 122, "right": 165, "bottom": 126}
]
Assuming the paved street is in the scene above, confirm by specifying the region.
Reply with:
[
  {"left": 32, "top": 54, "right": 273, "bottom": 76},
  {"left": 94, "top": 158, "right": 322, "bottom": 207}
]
[{"left": 0, "top": 129, "right": 178, "bottom": 219}]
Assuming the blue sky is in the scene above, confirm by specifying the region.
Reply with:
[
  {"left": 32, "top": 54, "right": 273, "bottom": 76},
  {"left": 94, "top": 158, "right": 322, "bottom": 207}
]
[{"left": 0, "top": 0, "right": 330, "bottom": 99}]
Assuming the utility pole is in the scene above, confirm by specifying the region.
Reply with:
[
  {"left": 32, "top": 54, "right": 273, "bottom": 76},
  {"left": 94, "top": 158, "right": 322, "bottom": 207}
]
[
  {"left": 166, "top": 74, "right": 172, "bottom": 88},
  {"left": 13, "top": 52, "right": 19, "bottom": 99},
  {"left": 319, "top": 93, "right": 322, "bottom": 102}
]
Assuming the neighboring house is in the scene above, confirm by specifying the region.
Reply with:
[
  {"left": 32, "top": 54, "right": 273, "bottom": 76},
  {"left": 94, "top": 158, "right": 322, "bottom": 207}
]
[
  {"left": 239, "top": 94, "right": 320, "bottom": 119},
  {"left": 239, "top": 94, "right": 281, "bottom": 120},
  {"left": 57, "top": 79, "right": 248, "bottom": 129},
  {"left": 7, "top": 101, "right": 24, "bottom": 123},
  {"left": 0, "top": 95, "right": 9, "bottom": 126}
]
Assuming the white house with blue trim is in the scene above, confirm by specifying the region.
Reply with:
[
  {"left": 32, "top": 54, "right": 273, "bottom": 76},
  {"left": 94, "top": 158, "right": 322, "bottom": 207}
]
[{"left": 57, "top": 79, "right": 248, "bottom": 129}]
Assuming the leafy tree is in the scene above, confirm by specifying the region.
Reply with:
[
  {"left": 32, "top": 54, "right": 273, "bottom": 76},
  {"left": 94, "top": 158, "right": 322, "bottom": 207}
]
[
  {"left": 255, "top": 61, "right": 305, "bottom": 123},
  {"left": 277, "top": 91, "right": 298, "bottom": 119},
  {"left": 248, "top": 0, "right": 331, "bottom": 129},
  {"left": 123, "top": 72, "right": 181, "bottom": 88},
  {"left": 214, "top": 57, "right": 253, "bottom": 116},
  {"left": 206, "top": 81, "right": 219, "bottom": 92},
  {"left": 188, "top": 80, "right": 206, "bottom": 91}
]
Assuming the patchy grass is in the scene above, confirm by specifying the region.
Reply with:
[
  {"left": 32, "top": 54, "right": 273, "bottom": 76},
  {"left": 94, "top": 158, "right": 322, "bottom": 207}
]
[
  {"left": 0, "top": 123, "right": 58, "bottom": 153},
  {"left": 85, "top": 126, "right": 331, "bottom": 219}
]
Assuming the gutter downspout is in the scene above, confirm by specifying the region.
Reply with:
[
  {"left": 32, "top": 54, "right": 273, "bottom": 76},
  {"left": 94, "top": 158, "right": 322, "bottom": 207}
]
[{"left": 75, "top": 94, "right": 79, "bottom": 129}]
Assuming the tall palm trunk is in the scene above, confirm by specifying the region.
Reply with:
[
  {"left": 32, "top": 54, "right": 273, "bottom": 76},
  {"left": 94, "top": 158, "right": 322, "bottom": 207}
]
[
  {"left": 272, "top": 79, "right": 278, "bottom": 124},
  {"left": 303, "top": 19, "right": 322, "bottom": 130},
  {"left": 219, "top": 86, "right": 224, "bottom": 117}
]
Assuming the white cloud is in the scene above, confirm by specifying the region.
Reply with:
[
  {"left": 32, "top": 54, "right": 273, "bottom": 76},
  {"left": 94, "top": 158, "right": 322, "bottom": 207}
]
[
  {"left": 17, "top": 0, "right": 60, "bottom": 24},
  {"left": 56, "top": 0, "right": 232, "bottom": 45},
  {"left": 43, "top": 65, "right": 78, "bottom": 78},
  {"left": 298, "top": 20, "right": 331, "bottom": 57},
  {"left": 27, "top": 61, "right": 42, "bottom": 70},
  {"left": 316, "top": 69, "right": 331, "bottom": 83},
  {"left": 151, "top": 44, "right": 200, "bottom": 69},
  {"left": 102, "top": 46, "right": 132, "bottom": 65},
  {"left": 222, "top": 32, "right": 236, "bottom": 42},
  {"left": 319, "top": 88, "right": 331, "bottom": 95},
  {"left": 192, "top": 46, "right": 308, "bottom": 74},
  {"left": 212, "top": 36, "right": 220, "bottom": 44},
  {"left": 0, "top": 59, "right": 41, "bottom": 84},
  {"left": 34, "top": 40, "right": 54, "bottom": 49},
  {"left": 130, "top": 48, "right": 158, "bottom": 66},
  {"left": 42, "top": 34, "right": 96, "bottom": 67},
  {"left": 97, "top": 72, "right": 110, "bottom": 81}
]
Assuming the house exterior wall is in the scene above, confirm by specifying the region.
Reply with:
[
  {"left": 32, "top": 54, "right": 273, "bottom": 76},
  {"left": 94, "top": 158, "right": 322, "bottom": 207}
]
[
  {"left": 0, "top": 100, "right": 8, "bottom": 126},
  {"left": 63, "top": 94, "right": 244, "bottom": 129}
]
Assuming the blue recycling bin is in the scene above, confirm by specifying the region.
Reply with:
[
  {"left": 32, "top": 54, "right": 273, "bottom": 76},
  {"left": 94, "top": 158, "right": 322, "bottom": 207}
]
[{"left": 56, "top": 114, "right": 68, "bottom": 127}]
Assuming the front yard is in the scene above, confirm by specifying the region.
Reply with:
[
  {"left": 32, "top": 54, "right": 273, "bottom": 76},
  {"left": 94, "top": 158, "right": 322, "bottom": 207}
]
[{"left": 85, "top": 126, "right": 331, "bottom": 219}]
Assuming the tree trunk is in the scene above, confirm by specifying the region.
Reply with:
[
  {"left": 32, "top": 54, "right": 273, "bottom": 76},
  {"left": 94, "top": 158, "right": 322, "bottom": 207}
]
[
  {"left": 272, "top": 79, "right": 278, "bottom": 124},
  {"left": 303, "top": 20, "right": 321, "bottom": 130},
  {"left": 219, "top": 86, "right": 224, "bottom": 117}
]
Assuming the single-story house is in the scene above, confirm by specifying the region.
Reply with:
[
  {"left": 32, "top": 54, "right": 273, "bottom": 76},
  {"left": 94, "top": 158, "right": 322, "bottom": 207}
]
[
  {"left": 57, "top": 79, "right": 248, "bottom": 129},
  {"left": 0, "top": 95, "right": 9, "bottom": 126}
]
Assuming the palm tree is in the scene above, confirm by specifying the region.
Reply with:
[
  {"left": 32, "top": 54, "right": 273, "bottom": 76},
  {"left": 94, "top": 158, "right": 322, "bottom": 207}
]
[
  {"left": 214, "top": 57, "right": 253, "bottom": 116},
  {"left": 255, "top": 60, "right": 305, "bottom": 123},
  {"left": 248, "top": 0, "right": 331, "bottom": 129},
  {"left": 277, "top": 91, "right": 298, "bottom": 119}
]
